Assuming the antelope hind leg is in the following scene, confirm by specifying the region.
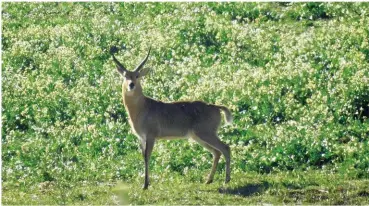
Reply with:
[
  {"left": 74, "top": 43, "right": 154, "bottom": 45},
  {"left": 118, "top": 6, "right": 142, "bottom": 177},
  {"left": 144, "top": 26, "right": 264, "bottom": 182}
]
[
  {"left": 191, "top": 135, "right": 221, "bottom": 184},
  {"left": 194, "top": 131, "right": 231, "bottom": 184}
]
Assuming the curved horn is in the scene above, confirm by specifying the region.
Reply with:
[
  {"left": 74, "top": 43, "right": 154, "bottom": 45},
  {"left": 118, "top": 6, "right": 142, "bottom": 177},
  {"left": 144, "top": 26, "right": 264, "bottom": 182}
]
[
  {"left": 112, "top": 54, "right": 127, "bottom": 72},
  {"left": 110, "top": 46, "right": 127, "bottom": 73},
  {"left": 134, "top": 47, "right": 151, "bottom": 72}
]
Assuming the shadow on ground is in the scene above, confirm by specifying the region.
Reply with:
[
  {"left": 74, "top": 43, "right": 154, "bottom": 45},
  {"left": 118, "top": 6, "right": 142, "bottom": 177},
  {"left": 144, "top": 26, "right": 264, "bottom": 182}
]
[{"left": 218, "top": 181, "right": 269, "bottom": 197}]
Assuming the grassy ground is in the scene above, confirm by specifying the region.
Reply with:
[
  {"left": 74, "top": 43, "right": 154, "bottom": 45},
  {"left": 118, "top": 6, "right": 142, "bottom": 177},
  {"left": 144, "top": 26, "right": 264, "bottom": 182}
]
[
  {"left": 3, "top": 170, "right": 369, "bottom": 205},
  {"left": 2, "top": 2, "right": 369, "bottom": 205}
]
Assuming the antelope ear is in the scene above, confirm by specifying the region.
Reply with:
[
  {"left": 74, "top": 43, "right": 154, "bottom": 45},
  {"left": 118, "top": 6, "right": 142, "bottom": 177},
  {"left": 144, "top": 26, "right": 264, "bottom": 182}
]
[{"left": 139, "top": 67, "right": 150, "bottom": 77}]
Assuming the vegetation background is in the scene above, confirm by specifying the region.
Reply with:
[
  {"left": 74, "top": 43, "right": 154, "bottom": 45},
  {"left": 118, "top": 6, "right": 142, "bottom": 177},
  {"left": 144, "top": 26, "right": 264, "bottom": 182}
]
[{"left": 2, "top": 2, "right": 369, "bottom": 204}]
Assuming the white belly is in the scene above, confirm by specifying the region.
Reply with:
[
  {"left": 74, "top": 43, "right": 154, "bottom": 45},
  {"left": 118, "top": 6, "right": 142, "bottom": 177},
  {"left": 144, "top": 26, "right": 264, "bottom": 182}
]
[{"left": 157, "top": 136, "right": 190, "bottom": 140}]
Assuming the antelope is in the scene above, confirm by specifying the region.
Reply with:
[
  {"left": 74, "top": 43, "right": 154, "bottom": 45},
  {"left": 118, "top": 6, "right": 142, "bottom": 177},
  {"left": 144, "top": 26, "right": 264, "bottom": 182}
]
[{"left": 111, "top": 47, "right": 233, "bottom": 189}]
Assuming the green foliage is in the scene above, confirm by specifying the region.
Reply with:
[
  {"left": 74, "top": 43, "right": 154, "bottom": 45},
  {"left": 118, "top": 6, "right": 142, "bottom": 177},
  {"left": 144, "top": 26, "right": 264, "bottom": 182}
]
[{"left": 2, "top": 2, "right": 369, "bottom": 204}]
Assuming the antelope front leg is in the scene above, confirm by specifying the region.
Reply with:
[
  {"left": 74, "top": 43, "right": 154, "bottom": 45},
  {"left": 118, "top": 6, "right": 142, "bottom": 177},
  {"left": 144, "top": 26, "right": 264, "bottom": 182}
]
[{"left": 143, "top": 138, "right": 155, "bottom": 190}]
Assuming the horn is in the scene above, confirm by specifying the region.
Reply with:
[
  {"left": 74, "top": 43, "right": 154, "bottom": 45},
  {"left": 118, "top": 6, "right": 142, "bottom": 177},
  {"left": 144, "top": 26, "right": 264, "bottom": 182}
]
[
  {"left": 110, "top": 46, "right": 127, "bottom": 72},
  {"left": 134, "top": 47, "right": 151, "bottom": 72}
]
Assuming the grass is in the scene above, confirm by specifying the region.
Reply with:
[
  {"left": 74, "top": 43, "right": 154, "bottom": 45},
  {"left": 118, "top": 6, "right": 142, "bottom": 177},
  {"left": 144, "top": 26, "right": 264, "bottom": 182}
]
[
  {"left": 2, "top": 2, "right": 369, "bottom": 205},
  {"left": 3, "top": 169, "right": 369, "bottom": 205}
]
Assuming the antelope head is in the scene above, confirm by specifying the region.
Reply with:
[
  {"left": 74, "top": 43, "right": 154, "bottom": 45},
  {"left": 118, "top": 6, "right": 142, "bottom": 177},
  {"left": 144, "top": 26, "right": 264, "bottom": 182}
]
[{"left": 111, "top": 47, "right": 151, "bottom": 95}]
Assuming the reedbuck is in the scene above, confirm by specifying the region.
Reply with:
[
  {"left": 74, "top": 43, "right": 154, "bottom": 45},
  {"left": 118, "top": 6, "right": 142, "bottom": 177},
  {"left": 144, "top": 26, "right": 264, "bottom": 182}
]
[{"left": 111, "top": 47, "right": 233, "bottom": 189}]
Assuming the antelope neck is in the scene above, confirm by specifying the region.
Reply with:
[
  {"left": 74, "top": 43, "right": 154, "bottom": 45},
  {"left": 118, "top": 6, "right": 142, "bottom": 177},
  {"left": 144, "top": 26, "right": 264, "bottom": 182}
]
[{"left": 122, "top": 84, "right": 146, "bottom": 123}]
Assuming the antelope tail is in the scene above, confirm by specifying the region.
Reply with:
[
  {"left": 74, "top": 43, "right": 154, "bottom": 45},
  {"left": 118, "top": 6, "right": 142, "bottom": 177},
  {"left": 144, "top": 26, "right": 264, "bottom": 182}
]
[{"left": 214, "top": 105, "right": 233, "bottom": 125}]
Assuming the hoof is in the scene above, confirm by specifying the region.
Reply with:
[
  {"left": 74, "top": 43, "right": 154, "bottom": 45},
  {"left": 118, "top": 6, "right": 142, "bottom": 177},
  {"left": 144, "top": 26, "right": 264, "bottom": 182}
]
[
  {"left": 205, "top": 179, "right": 213, "bottom": 184},
  {"left": 143, "top": 184, "right": 149, "bottom": 190}
]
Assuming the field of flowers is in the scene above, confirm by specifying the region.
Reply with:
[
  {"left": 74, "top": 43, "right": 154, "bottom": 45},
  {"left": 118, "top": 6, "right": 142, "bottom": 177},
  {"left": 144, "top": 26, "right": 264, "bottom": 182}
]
[{"left": 2, "top": 2, "right": 369, "bottom": 204}]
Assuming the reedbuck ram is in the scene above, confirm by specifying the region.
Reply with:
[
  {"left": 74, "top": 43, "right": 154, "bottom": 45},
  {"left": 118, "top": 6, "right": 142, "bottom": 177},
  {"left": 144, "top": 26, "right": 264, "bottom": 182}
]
[{"left": 111, "top": 47, "right": 233, "bottom": 189}]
